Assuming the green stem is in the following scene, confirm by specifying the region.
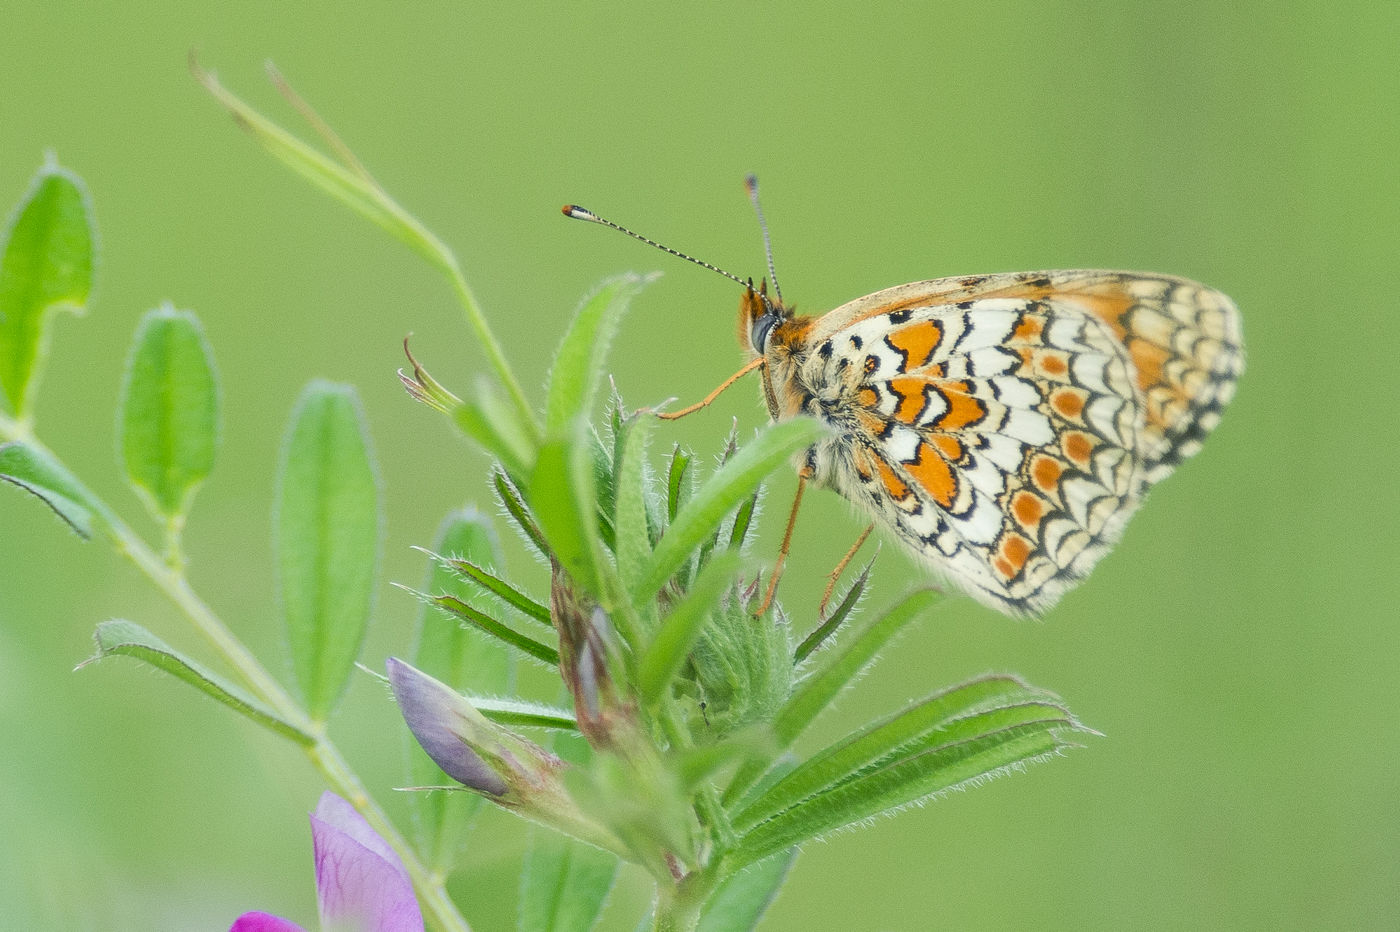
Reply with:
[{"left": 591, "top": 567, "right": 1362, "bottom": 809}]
[
  {"left": 439, "top": 255, "right": 541, "bottom": 444},
  {"left": 652, "top": 869, "right": 716, "bottom": 932},
  {"left": 0, "top": 424, "right": 471, "bottom": 932}
]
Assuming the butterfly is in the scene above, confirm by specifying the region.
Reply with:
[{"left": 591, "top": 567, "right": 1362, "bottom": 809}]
[{"left": 564, "top": 181, "right": 1243, "bottom": 617}]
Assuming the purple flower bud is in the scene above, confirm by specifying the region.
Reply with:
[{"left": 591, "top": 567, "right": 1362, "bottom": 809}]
[{"left": 387, "top": 657, "right": 509, "bottom": 796}]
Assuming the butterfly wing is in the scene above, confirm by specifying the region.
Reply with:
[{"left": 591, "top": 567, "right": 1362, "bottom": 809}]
[{"left": 791, "top": 270, "right": 1242, "bottom": 616}]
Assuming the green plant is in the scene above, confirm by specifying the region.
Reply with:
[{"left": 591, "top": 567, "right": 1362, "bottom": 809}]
[{"left": 0, "top": 63, "right": 1093, "bottom": 931}]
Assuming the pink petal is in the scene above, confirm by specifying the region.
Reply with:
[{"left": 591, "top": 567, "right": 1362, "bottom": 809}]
[
  {"left": 229, "top": 911, "right": 307, "bottom": 932},
  {"left": 311, "top": 792, "right": 423, "bottom": 932}
]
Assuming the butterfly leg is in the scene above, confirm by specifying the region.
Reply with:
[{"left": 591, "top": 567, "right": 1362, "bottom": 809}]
[
  {"left": 654, "top": 357, "right": 764, "bottom": 420},
  {"left": 817, "top": 523, "right": 875, "bottom": 618},
  {"left": 753, "top": 473, "right": 808, "bottom": 616}
]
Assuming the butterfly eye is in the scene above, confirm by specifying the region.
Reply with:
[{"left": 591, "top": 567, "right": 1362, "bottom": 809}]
[{"left": 750, "top": 313, "right": 778, "bottom": 353}]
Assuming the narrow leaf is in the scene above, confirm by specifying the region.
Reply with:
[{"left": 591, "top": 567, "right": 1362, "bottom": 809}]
[
  {"left": 698, "top": 848, "right": 796, "bottom": 932},
  {"left": 0, "top": 441, "right": 104, "bottom": 538},
  {"left": 731, "top": 675, "right": 1055, "bottom": 832},
  {"left": 727, "top": 491, "right": 758, "bottom": 552},
  {"left": 436, "top": 554, "right": 551, "bottom": 628},
  {"left": 724, "top": 588, "right": 940, "bottom": 807},
  {"left": 637, "top": 552, "right": 741, "bottom": 706},
  {"left": 529, "top": 430, "right": 602, "bottom": 596},
  {"left": 544, "top": 274, "right": 650, "bottom": 434},
  {"left": 81, "top": 620, "right": 313, "bottom": 745},
  {"left": 637, "top": 417, "right": 825, "bottom": 603},
  {"left": 666, "top": 444, "right": 691, "bottom": 524},
  {"left": 471, "top": 697, "right": 577, "bottom": 731},
  {"left": 118, "top": 306, "right": 219, "bottom": 525},
  {"left": 454, "top": 379, "right": 537, "bottom": 480},
  {"left": 408, "top": 510, "right": 511, "bottom": 872},
  {"left": 793, "top": 558, "right": 873, "bottom": 663},
  {"left": 277, "top": 381, "right": 380, "bottom": 719},
  {"left": 431, "top": 594, "right": 560, "bottom": 667},
  {"left": 0, "top": 159, "right": 95, "bottom": 419},
  {"left": 193, "top": 61, "right": 456, "bottom": 278},
  {"left": 494, "top": 469, "right": 549, "bottom": 559},
  {"left": 518, "top": 829, "right": 619, "bottom": 932},
  {"left": 612, "top": 413, "right": 655, "bottom": 593},
  {"left": 733, "top": 715, "right": 1087, "bottom": 867}
]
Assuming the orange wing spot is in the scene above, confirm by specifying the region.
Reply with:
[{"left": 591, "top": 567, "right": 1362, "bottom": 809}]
[
  {"left": 1076, "top": 292, "right": 1136, "bottom": 342},
  {"left": 1128, "top": 337, "right": 1169, "bottom": 390},
  {"left": 1011, "top": 491, "right": 1046, "bottom": 529},
  {"left": 887, "top": 321, "right": 943, "bottom": 370},
  {"left": 855, "top": 387, "right": 879, "bottom": 408},
  {"left": 931, "top": 434, "right": 964, "bottom": 461},
  {"left": 1039, "top": 352, "right": 1069, "bottom": 377},
  {"left": 1030, "top": 454, "right": 1063, "bottom": 493},
  {"left": 926, "top": 362, "right": 946, "bottom": 379},
  {"left": 1050, "top": 387, "right": 1086, "bottom": 420},
  {"left": 995, "top": 533, "right": 1033, "bottom": 579},
  {"left": 905, "top": 441, "right": 957, "bottom": 509},
  {"left": 934, "top": 382, "right": 986, "bottom": 431},
  {"left": 1062, "top": 431, "right": 1093, "bottom": 467},
  {"left": 888, "top": 377, "right": 928, "bottom": 424},
  {"left": 1012, "top": 314, "right": 1043, "bottom": 341},
  {"left": 874, "top": 456, "right": 911, "bottom": 500}
]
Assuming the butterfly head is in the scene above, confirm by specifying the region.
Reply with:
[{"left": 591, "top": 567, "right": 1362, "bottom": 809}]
[{"left": 740, "top": 279, "right": 786, "bottom": 356}]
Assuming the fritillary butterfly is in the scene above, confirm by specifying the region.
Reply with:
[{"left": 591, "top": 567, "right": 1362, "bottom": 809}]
[{"left": 565, "top": 184, "right": 1243, "bottom": 616}]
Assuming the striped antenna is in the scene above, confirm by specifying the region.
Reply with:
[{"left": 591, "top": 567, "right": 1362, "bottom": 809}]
[
  {"left": 561, "top": 200, "right": 778, "bottom": 313},
  {"left": 744, "top": 174, "right": 784, "bottom": 306}
]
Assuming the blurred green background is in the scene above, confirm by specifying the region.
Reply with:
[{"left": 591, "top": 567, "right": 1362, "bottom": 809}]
[{"left": 2, "top": 1, "right": 1395, "bottom": 929}]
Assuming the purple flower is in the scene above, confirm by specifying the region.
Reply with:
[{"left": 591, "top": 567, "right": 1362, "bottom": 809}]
[{"left": 230, "top": 791, "right": 423, "bottom": 932}]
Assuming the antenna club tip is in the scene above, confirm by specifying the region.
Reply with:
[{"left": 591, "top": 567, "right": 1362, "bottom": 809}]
[
  {"left": 562, "top": 204, "right": 599, "bottom": 222},
  {"left": 744, "top": 173, "right": 759, "bottom": 192}
]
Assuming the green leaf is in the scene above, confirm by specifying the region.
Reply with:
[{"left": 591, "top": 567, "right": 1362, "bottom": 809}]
[
  {"left": 793, "top": 557, "right": 873, "bottom": 663},
  {"left": 637, "top": 551, "right": 741, "bottom": 706},
  {"left": 612, "top": 413, "right": 655, "bottom": 593},
  {"left": 0, "top": 441, "right": 105, "bottom": 538},
  {"left": 471, "top": 696, "right": 577, "bottom": 731},
  {"left": 636, "top": 417, "right": 826, "bottom": 604},
  {"left": 193, "top": 62, "right": 456, "bottom": 279},
  {"left": 0, "top": 159, "right": 95, "bottom": 420},
  {"left": 724, "top": 588, "right": 940, "bottom": 808},
  {"left": 518, "top": 828, "right": 619, "bottom": 932},
  {"left": 81, "top": 620, "right": 313, "bottom": 745},
  {"left": 529, "top": 428, "right": 602, "bottom": 597},
  {"left": 452, "top": 380, "right": 538, "bottom": 481},
  {"left": 276, "top": 381, "right": 380, "bottom": 719},
  {"left": 698, "top": 848, "right": 796, "bottom": 932},
  {"left": 434, "top": 553, "right": 551, "bottom": 629},
  {"left": 666, "top": 444, "right": 691, "bottom": 524},
  {"left": 428, "top": 594, "right": 561, "bottom": 667},
  {"left": 732, "top": 707, "right": 1089, "bottom": 867},
  {"left": 731, "top": 675, "right": 1057, "bottom": 832},
  {"left": 544, "top": 274, "right": 651, "bottom": 434},
  {"left": 494, "top": 469, "right": 550, "bottom": 559},
  {"left": 117, "top": 306, "right": 219, "bottom": 527},
  {"left": 407, "top": 510, "right": 512, "bottom": 873}
]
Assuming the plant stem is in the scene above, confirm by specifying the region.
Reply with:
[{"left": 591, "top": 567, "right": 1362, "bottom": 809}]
[
  {"left": 652, "top": 870, "right": 715, "bottom": 932},
  {"left": 0, "top": 425, "right": 471, "bottom": 932}
]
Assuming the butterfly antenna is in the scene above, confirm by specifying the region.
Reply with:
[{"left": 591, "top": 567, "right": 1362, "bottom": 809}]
[
  {"left": 562, "top": 204, "right": 759, "bottom": 297},
  {"left": 744, "top": 174, "right": 784, "bottom": 307}
]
